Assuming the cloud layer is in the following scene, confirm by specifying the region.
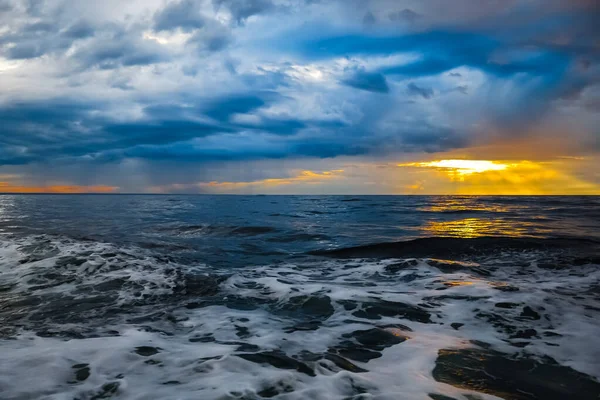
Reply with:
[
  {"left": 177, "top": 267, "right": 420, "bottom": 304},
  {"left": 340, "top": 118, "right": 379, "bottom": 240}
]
[{"left": 0, "top": 0, "right": 598, "bottom": 192}]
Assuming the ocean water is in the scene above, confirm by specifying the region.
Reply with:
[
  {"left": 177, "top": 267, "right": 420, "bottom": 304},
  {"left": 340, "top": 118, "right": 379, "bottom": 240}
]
[{"left": 0, "top": 195, "right": 599, "bottom": 400}]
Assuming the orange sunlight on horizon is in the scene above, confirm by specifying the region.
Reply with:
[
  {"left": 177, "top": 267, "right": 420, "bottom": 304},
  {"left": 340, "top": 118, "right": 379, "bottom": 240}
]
[
  {"left": 0, "top": 183, "right": 119, "bottom": 194},
  {"left": 401, "top": 160, "right": 511, "bottom": 176},
  {"left": 150, "top": 169, "right": 346, "bottom": 193},
  {"left": 3, "top": 159, "right": 596, "bottom": 195},
  {"left": 398, "top": 158, "right": 600, "bottom": 195}
]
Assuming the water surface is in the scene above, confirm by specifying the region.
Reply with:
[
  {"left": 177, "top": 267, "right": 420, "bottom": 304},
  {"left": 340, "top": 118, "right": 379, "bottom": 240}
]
[{"left": 0, "top": 195, "right": 599, "bottom": 399}]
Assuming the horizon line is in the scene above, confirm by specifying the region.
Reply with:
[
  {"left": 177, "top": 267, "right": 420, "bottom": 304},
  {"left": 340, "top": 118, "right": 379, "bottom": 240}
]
[{"left": 0, "top": 193, "right": 598, "bottom": 196}]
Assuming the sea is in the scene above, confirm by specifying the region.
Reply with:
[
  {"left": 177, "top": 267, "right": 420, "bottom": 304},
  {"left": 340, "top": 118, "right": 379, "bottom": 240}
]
[{"left": 0, "top": 195, "right": 599, "bottom": 400}]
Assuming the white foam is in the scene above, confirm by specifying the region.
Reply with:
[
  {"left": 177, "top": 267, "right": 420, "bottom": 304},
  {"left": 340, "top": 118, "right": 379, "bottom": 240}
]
[{"left": 1, "top": 235, "right": 599, "bottom": 399}]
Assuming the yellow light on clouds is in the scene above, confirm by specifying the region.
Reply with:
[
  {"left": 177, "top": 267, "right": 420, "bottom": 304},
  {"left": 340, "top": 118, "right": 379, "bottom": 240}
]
[
  {"left": 397, "top": 158, "right": 600, "bottom": 195},
  {"left": 149, "top": 169, "right": 345, "bottom": 194},
  {"left": 400, "top": 159, "right": 511, "bottom": 175}
]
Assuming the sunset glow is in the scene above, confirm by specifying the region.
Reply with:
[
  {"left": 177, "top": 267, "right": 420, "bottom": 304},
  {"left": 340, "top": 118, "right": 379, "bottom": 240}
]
[
  {"left": 399, "top": 160, "right": 511, "bottom": 175},
  {"left": 397, "top": 158, "right": 600, "bottom": 195},
  {"left": 0, "top": 183, "right": 119, "bottom": 194},
  {"left": 150, "top": 170, "right": 345, "bottom": 194}
]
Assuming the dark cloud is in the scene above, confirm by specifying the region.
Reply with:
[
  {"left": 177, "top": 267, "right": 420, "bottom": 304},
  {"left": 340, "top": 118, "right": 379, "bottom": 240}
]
[
  {"left": 110, "top": 78, "right": 134, "bottom": 91},
  {"left": 204, "top": 34, "right": 230, "bottom": 51},
  {"left": 290, "top": 139, "right": 369, "bottom": 159},
  {"left": 63, "top": 20, "right": 95, "bottom": 39},
  {"left": 73, "top": 33, "right": 170, "bottom": 69},
  {"left": 199, "top": 92, "right": 311, "bottom": 136},
  {"left": 203, "top": 94, "right": 269, "bottom": 121},
  {"left": 187, "top": 25, "right": 232, "bottom": 53},
  {"left": 388, "top": 9, "right": 421, "bottom": 23},
  {"left": 0, "top": 99, "right": 178, "bottom": 152},
  {"left": 304, "top": 31, "right": 495, "bottom": 63},
  {"left": 5, "top": 42, "right": 45, "bottom": 59},
  {"left": 181, "top": 64, "right": 200, "bottom": 77},
  {"left": 363, "top": 11, "right": 376, "bottom": 27},
  {"left": 303, "top": 28, "right": 574, "bottom": 81},
  {"left": 286, "top": 122, "right": 467, "bottom": 159},
  {"left": 407, "top": 82, "right": 433, "bottom": 99},
  {"left": 117, "top": 141, "right": 284, "bottom": 163},
  {"left": 0, "top": 89, "right": 460, "bottom": 167},
  {"left": 399, "top": 126, "right": 467, "bottom": 153},
  {"left": 0, "top": 19, "right": 72, "bottom": 59},
  {"left": 21, "top": 21, "right": 55, "bottom": 33},
  {"left": 0, "top": 8, "right": 96, "bottom": 60},
  {"left": 0, "top": 0, "right": 13, "bottom": 12},
  {"left": 213, "top": 0, "right": 273, "bottom": 24},
  {"left": 236, "top": 117, "right": 307, "bottom": 136},
  {"left": 454, "top": 85, "right": 469, "bottom": 95},
  {"left": 240, "top": 68, "right": 290, "bottom": 90},
  {"left": 301, "top": 27, "right": 590, "bottom": 129},
  {"left": 25, "top": 0, "right": 45, "bottom": 16},
  {"left": 0, "top": 99, "right": 102, "bottom": 164},
  {"left": 0, "top": 98, "right": 239, "bottom": 166},
  {"left": 154, "top": 0, "right": 206, "bottom": 32},
  {"left": 342, "top": 70, "right": 389, "bottom": 93},
  {"left": 0, "top": 91, "right": 316, "bottom": 165},
  {"left": 106, "top": 118, "right": 348, "bottom": 164},
  {"left": 376, "top": 32, "right": 567, "bottom": 79},
  {"left": 103, "top": 120, "right": 226, "bottom": 148},
  {"left": 153, "top": 1, "right": 232, "bottom": 52}
]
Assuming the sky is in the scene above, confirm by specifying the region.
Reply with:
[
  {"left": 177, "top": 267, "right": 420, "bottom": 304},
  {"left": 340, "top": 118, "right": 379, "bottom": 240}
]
[{"left": 0, "top": 0, "right": 599, "bottom": 194}]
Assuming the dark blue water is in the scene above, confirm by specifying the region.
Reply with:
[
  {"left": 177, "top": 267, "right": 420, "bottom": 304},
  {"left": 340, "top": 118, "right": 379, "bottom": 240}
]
[
  {"left": 1, "top": 195, "right": 598, "bottom": 267},
  {"left": 0, "top": 195, "right": 599, "bottom": 400}
]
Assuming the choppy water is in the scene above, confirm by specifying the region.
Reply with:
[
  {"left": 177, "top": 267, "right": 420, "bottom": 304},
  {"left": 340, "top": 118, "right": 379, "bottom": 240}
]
[{"left": 0, "top": 195, "right": 599, "bottom": 400}]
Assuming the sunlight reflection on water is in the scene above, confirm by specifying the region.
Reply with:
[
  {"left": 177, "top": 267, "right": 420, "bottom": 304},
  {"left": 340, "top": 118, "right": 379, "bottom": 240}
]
[
  {"left": 420, "top": 217, "right": 550, "bottom": 238},
  {"left": 414, "top": 196, "right": 555, "bottom": 238}
]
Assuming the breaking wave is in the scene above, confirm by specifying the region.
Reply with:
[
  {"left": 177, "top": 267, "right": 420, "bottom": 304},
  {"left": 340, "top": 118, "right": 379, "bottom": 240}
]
[{"left": 1, "top": 233, "right": 599, "bottom": 399}]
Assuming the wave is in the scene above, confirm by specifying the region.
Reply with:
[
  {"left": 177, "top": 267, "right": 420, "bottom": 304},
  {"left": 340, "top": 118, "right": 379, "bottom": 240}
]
[
  {"left": 479, "top": 196, "right": 596, "bottom": 206},
  {"left": 155, "top": 224, "right": 278, "bottom": 236},
  {"left": 310, "top": 236, "right": 600, "bottom": 259},
  {"left": 266, "top": 233, "right": 331, "bottom": 243},
  {"left": 0, "top": 235, "right": 228, "bottom": 338},
  {"left": 1, "top": 233, "right": 600, "bottom": 399}
]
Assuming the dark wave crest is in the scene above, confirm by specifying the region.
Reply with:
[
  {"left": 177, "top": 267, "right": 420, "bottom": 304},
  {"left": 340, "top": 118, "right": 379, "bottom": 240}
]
[
  {"left": 311, "top": 236, "right": 600, "bottom": 259},
  {"left": 156, "top": 224, "right": 278, "bottom": 236}
]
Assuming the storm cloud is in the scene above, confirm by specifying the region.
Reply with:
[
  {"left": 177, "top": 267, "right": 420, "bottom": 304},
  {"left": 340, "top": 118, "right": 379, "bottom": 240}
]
[{"left": 0, "top": 0, "right": 598, "bottom": 191}]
